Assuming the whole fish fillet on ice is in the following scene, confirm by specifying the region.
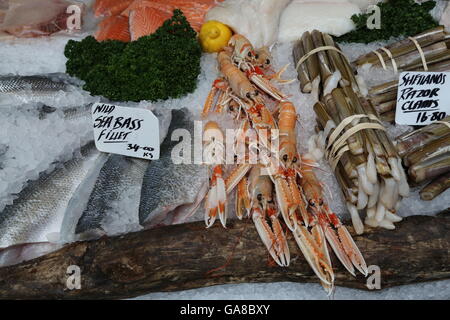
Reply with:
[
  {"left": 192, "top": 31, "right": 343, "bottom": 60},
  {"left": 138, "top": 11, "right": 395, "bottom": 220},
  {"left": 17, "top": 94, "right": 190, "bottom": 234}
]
[
  {"left": 139, "top": 108, "right": 208, "bottom": 227},
  {"left": 72, "top": 155, "right": 148, "bottom": 239},
  {"left": 0, "top": 143, "right": 105, "bottom": 249},
  {"left": 278, "top": 0, "right": 361, "bottom": 43},
  {"left": 206, "top": 0, "right": 291, "bottom": 49},
  {"left": 0, "top": 0, "right": 84, "bottom": 38}
]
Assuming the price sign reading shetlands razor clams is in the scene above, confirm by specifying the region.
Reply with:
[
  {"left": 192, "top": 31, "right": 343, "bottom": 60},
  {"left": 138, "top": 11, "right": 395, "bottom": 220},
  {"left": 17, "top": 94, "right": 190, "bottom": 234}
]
[
  {"left": 91, "top": 103, "right": 160, "bottom": 160},
  {"left": 395, "top": 71, "right": 450, "bottom": 125}
]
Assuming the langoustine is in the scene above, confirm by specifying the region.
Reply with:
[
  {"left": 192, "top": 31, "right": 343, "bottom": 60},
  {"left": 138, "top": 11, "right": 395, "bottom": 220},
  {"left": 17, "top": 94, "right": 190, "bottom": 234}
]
[{"left": 201, "top": 34, "right": 368, "bottom": 294}]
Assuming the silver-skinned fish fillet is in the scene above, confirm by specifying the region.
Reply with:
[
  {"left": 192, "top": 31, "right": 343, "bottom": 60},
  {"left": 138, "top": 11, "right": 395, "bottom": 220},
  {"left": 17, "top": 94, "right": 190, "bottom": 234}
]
[
  {"left": 74, "top": 155, "right": 148, "bottom": 238},
  {"left": 0, "top": 142, "right": 105, "bottom": 249},
  {"left": 139, "top": 108, "right": 208, "bottom": 227},
  {"left": 0, "top": 75, "right": 68, "bottom": 93}
]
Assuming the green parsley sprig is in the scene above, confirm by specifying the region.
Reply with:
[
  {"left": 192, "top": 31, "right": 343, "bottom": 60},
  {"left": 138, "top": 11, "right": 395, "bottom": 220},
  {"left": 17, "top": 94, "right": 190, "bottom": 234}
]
[{"left": 336, "top": 0, "right": 439, "bottom": 44}]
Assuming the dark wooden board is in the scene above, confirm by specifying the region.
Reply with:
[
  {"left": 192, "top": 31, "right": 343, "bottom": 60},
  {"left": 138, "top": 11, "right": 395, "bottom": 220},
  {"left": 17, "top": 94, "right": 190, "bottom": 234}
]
[{"left": 0, "top": 214, "right": 448, "bottom": 299}]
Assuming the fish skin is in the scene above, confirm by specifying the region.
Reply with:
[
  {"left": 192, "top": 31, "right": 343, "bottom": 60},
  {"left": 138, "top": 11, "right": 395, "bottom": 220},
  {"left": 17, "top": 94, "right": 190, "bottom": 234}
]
[
  {"left": 0, "top": 75, "right": 68, "bottom": 93},
  {"left": 139, "top": 108, "right": 208, "bottom": 226},
  {"left": 75, "top": 154, "right": 148, "bottom": 237},
  {"left": 0, "top": 143, "right": 103, "bottom": 249},
  {"left": 37, "top": 103, "right": 93, "bottom": 120}
]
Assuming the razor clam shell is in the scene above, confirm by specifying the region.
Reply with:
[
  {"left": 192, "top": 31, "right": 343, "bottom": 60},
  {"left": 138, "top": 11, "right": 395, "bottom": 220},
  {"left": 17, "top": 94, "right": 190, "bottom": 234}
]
[
  {"left": 404, "top": 134, "right": 450, "bottom": 167},
  {"left": 353, "top": 26, "right": 446, "bottom": 66},
  {"left": 419, "top": 171, "right": 450, "bottom": 201},
  {"left": 408, "top": 152, "right": 450, "bottom": 184},
  {"left": 301, "top": 31, "right": 320, "bottom": 83},
  {"left": 293, "top": 39, "right": 312, "bottom": 93}
]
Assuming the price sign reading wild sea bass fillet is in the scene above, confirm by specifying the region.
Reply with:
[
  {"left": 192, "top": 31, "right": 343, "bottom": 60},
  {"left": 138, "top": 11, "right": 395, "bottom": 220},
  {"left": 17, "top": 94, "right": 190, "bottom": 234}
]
[
  {"left": 92, "top": 103, "right": 159, "bottom": 160},
  {"left": 395, "top": 72, "right": 450, "bottom": 125}
]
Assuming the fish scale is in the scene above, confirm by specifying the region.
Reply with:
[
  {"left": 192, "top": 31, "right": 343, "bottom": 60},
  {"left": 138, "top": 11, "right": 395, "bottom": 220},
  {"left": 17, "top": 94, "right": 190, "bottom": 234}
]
[
  {"left": 75, "top": 154, "right": 148, "bottom": 236},
  {"left": 139, "top": 108, "right": 208, "bottom": 226},
  {"left": 0, "top": 75, "right": 67, "bottom": 93},
  {"left": 0, "top": 142, "right": 103, "bottom": 249}
]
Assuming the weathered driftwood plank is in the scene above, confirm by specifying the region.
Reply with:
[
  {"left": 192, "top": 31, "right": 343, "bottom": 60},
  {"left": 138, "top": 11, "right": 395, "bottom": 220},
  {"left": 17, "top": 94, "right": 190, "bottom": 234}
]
[{"left": 0, "top": 214, "right": 448, "bottom": 299}]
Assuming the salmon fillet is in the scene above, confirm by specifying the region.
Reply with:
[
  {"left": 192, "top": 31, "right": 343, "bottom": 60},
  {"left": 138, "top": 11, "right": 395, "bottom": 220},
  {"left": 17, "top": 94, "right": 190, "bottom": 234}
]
[
  {"left": 122, "top": 0, "right": 175, "bottom": 18},
  {"left": 122, "top": 0, "right": 221, "bottom": 31},
  {"left": 129, "top": 6, "right": 171, "bottom": 41},
  {"left": 94, "top": 0, "right": 133, "bottom": 17},
  {"left": 94, "top": 0, "right": 222, "bottom": 41},
  {"left": 94, "top": 14, "right": 130, "bottom": 42}
]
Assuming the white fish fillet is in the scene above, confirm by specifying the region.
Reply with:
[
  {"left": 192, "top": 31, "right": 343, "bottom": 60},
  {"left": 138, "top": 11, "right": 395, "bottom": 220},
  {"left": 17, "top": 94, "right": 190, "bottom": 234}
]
[
  {"left": 278, "top": 0, "right": 361, "bottom": 43},
  {"left": 205, "top": 0, "right": 291, "bottom": 49}
]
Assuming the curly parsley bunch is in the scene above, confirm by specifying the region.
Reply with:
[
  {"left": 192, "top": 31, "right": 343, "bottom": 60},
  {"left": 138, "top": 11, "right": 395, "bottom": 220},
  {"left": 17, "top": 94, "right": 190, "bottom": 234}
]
[{"left": 64, "top": 10, "right": 202, "bottom": 102}]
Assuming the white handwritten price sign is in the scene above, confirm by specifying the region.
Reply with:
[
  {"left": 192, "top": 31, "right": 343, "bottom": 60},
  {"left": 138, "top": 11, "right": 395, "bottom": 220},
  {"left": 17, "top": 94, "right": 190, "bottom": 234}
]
[
  {"left": 91, "top": 103, "right": 159, "bottom": 160},
  {"left": 395, "top": 71, "right": 450, "bottom": 125}
]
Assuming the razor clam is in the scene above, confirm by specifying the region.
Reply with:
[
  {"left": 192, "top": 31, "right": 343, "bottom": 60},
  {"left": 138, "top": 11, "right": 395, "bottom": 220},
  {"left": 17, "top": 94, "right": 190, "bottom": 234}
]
[
  {"left": 369, "top": 80, "right": 399, "bottom": 96},
  {"left": 386, "top": 41, "right": 448, "bottom": 72},
  {"left": 353, "top": 26, "right": 446, "bottom": 66},
  {"left": 374, "top": 101, "right": 396, "bottom": 115},
  {"left": 331, "top": 88, "right": 364, "bottom": 156},
  {"left": 404, "top": 134, "right": 450, "bottom": 167},
  {"left": 335, "top": 42, "right": 360, "bottom": 92},
  {"left": 344, "top": 87, "right": 385, "bottom": 158},
  {"left": 369, "top": 90, "right": 398, "bottom": 106},
  {"left": 335, "top": 162, "right": 358, "bottom": 205},
  {"left": 415, "top": 59, "right": 450, "bottom": 72},
  {"left": 379, "top": 111, "right": 395, "bottom": 123},
  {"left": 311, "top": 30, "right": 334, "bottom": 92},
  {"left": 323, "top": 33, "right": 351, "bottom": 88},
  {"left": 360, "top": 96, "right": 403, "bottom": 182},
  {"left": 409, "top": 50, "right": 450, "bottom": 71},
  {"left": 408, "top": 152, "right": 450, "bottom": 184},
  {"left": 301, "top": 32, "right": 320, "bottom": 90},
  {"left": 292, "top": 39, "right": 312, "bottom": 93},
  {"left": 395, "top": 117, "right": 450, "bottom": 157},
  {"left": 420, "top": 171, "right": 450, "bottom": 201}
]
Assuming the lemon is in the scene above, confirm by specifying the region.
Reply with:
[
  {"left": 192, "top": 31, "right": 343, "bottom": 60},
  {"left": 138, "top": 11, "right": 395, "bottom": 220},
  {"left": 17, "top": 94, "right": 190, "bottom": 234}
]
[{"left": 199, "top": 20, "right": 232, "bottom": 53}]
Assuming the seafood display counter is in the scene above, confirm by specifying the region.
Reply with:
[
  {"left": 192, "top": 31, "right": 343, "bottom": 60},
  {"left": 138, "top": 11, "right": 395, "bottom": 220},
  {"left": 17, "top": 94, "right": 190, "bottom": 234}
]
[{"left": 0, "top": 0, "right": 449, "bottom": 300}]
